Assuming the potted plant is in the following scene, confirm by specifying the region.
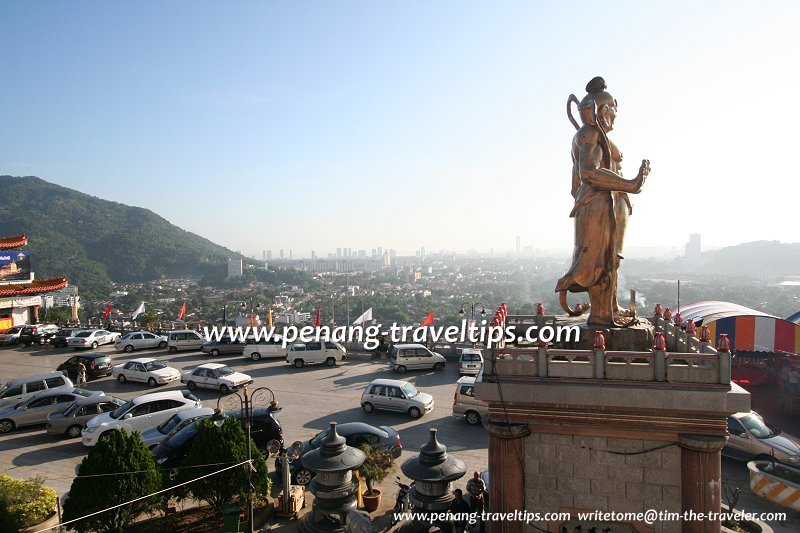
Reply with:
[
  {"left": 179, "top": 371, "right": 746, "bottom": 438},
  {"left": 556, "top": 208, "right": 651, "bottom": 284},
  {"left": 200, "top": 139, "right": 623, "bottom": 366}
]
[{"left": 358, "top": 445, "right": 393, "bottom": 512}]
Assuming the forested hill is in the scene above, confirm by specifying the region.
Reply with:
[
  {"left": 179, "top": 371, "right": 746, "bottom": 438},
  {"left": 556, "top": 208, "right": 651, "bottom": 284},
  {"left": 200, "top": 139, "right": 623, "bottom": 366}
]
[{"left": 0, "top": 175, "right": 239, "bottom": 296}]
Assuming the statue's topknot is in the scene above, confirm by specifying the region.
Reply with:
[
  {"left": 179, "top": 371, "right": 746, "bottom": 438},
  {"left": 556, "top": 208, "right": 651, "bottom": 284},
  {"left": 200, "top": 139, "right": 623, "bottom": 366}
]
[{"left": 585, "top": 76, "right": 607, "bottom": 94}]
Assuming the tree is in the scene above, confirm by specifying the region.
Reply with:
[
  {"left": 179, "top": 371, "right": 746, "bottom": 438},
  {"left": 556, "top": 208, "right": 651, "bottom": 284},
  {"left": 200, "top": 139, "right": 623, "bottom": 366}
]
[
  {"left": 358, "top": 444, "right": 393, "bottom": 496},
  {"left": 139, "top": 310, "right": 160, "bottom": 330},
  {"left": 178, "top": 418, "right": 270, "bottom": 512},
  {"left": 62, "top": 430, "right": 161, "bottom": 533}
]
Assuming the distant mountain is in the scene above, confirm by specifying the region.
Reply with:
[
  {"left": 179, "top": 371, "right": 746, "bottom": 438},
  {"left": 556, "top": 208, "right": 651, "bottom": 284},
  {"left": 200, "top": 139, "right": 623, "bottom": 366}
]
[
  {"left": 697, "top": 241, "right": 800, "bottom": 279},
  {"left": 0, "top": 175, "right": 240, "bottom": 296}
]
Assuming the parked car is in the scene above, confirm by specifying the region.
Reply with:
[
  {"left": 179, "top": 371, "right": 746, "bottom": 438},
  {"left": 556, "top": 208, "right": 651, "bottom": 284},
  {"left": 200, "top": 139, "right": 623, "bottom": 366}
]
[
  {"left": 458, "top": 349, "right": 484, "bottom": 376},
  {"left": 50, "top": 328, "right": 81, "bottom": 348},
  {"left": 46, "top": 395, "right": 125, "bottom": 438},
  {"left": 180, "top": 363, "right": 252, "bottom": 393},
  {"left": 201, "top": 336, "right": 248, "bottom": 356},
  {"left": 0, "top": 326, "right": 25, "bottom": 345},
  {"left": 81, "top": 389, "right": 201, "bottom": 446},
  {"left": 167, "top": 330, "right": 205, "bottom": 353},
  {"left": 724, "top": 411, "right": 800, "bottom": 465},
  {"left": 139, "top": 407, "right": 215, "bottom": 449},
  {"left": 19, "top": 324, "right": 59, "bottom": 346},
  {"left": 243, "top": 336, "right": 287, "bottom": 361},
  {"left": 277, "top": 422, "right": 402, "bottom": 485},
  {"left": 286, "top": 341, "right": 347, "bottom": 368},
  {"left": 152, "top": 406, "right": 283, "bottom": 470},
  {"left": 113, "top": 358, "right": 181, "bottom": 387},
  {"left": 453, "top": 376, "right": 489, "bottom": 425},
  {"left": 0, "top": 372, "right": 74, "bottom": 408},
  {"left": 0, "top": 388, "right": 103, "bottom": 433},
  {"left": 115, "top": 331, "right": 168, "bottom": 352},
  {"left": 68, "top": 329, "right": 119, "bottom": 349},
  {"left": 57, "top": 353, "right": 113, "bottom": 381},
  {"left": 389, "top": 343, "right": 446, "bottom": 374},
  {"left": 361, "top": 379, "right": 434, "bottom": 419}
]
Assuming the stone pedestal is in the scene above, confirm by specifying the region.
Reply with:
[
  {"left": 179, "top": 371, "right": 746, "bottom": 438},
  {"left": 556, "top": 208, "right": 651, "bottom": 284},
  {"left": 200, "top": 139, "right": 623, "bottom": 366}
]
[{"left": 679, "top": 435, "right": 726, "bottom": 533}]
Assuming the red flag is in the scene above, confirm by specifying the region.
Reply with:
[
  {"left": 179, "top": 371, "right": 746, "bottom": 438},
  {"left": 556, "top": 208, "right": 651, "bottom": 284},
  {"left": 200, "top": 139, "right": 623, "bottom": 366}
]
[
  {"left": 102, "top": 305, "right": 112, "bottom": 319},
  {"left": 420, "top": 311, "right": 434, "bottom": 327},
  {"left": 314, "top": 307, "right": 321, "bottom": 327},
  {"left": 177, "top": 302, "right": 186, "bottom": 321}
]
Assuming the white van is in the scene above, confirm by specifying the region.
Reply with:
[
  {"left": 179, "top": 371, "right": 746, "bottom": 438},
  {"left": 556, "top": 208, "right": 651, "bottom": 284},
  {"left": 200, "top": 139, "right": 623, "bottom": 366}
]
[
  {"left": 452, "top": 376, "right": 489, "bottom": 425},
  {"left": 0, "top": 372, "right": 75, "bottom": 408},
  {"left": 167, "top": 330, "right": 205, "bottom": 353},
  {"left": 389, "top": 343, "right": 446, "bottom": 374},
  {"left": 287, "top": 341, "right": 347, "bottom": 368},
  {"left": 243, "top": 336, "right": 287, "bottom": 361},
  {"left": 458, "top": 348, "right": 484, "bottom": 375}
]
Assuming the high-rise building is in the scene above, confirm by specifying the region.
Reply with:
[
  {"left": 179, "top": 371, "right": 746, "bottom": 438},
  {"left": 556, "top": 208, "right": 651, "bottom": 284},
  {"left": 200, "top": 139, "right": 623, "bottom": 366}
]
[
  {"left": 311, "top": 250, "right": 316, "bottom": 259},
  {"left": 262, "top": 250, "right": 266, "bottom": 260},
  {"left": 685, "top": 233, "right": 701, "bottom": 258},
  {"left": 289, "top": 249, "right": 293, "bottom": 260},
  {"left": 267, "top": 250, "right": 272, "bottom": 260},
  {"left": 516, "top": 236, "right": 521, "bottom": 256},
  {"left": 227, "top": 258, "right": 243, "bottom": 278},
  {"left": 280, "top": 249, "right": 284, "bottom": 260},
  {"left": 336, "top": 248, "right": 342, "bottom": 258}
]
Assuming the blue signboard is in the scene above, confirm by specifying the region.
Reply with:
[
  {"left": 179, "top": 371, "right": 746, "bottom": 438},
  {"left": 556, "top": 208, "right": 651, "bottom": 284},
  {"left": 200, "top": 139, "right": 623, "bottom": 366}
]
[{"left": 0, "top": 251, "right": 31, "bottom": 281}]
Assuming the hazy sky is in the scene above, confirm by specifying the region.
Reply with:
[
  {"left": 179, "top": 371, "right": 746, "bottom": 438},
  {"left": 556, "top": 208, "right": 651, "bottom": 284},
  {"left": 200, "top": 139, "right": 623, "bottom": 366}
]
[{"left": 2, "top": 1, "right": 797, "bottom": 258}]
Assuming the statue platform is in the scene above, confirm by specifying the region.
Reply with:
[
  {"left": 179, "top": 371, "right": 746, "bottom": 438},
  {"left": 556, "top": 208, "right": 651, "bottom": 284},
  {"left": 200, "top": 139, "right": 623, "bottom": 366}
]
[{"left": 505, "top": 314, "right": 655, "bottom": 352}]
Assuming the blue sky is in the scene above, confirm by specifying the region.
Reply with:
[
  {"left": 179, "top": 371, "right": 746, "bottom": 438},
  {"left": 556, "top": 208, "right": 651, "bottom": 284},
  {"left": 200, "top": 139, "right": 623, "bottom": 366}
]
[{"left": 2, "top": 1, "right": 798, "bottom": 258}]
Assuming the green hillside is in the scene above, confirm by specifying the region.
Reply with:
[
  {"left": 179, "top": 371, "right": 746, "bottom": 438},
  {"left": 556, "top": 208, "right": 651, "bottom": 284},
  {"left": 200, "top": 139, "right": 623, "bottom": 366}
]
[{"left": 0, "top": 175, "right": 240, "bottom": 296}]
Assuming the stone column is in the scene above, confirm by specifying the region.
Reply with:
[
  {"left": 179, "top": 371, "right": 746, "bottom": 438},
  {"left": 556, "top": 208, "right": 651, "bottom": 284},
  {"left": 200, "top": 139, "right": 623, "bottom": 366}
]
[
  {"left": 678, "top": 434, "right": 727, "bottom": 533},
  {"left": 485, "top": 423, "right": 529, "bottom": 533}
]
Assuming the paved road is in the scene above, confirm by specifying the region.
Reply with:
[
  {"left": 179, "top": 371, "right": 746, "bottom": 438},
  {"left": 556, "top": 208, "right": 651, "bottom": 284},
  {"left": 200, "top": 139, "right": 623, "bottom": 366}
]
[{"left": 0, "top": 342, "right": 488, "bottom": 498}]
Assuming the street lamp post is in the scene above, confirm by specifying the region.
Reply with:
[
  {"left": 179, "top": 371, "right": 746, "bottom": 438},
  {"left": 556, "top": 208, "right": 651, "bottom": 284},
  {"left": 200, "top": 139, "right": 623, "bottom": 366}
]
[
  {"left": 459, "top": 302, "right": 486, "bottom": 348},
  {"left": 241, "top": 300, "right": 263, "bottom": 327},
  {"left": 214, "top": 386, "right": 280, "bottom": 533}
]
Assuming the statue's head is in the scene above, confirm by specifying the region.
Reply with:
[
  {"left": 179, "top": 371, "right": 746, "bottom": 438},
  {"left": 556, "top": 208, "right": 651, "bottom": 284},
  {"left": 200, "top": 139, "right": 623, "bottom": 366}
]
[{"left": 579, "top": 76, "right": 617, "bottom": 132}]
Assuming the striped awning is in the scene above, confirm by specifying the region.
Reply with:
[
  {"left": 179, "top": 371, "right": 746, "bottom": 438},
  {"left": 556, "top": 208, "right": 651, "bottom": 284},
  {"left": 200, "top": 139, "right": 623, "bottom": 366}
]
[{"left": 706, "top": 316, "right": 799, "bottom": 355}]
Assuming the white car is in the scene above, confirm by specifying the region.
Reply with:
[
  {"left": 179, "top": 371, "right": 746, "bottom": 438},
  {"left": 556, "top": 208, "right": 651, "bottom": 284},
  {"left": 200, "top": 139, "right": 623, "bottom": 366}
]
[
  {"left": 113, "top": 358, "right": 181, "bottom": 387},
  {"left": 115, "top": 331, "right": 168, "bottom": 352},
  {"left": 68, "top": 329, "right": 120, "bottom": 349},
  {"left": 181, "top": 363, "right": 253, "bottom": 393},
  {"left": 81, "top": 389, "right": 202, "bottom": 447},
  {"left": 0, "top": 326, "right": 25, "bottom": 345}
]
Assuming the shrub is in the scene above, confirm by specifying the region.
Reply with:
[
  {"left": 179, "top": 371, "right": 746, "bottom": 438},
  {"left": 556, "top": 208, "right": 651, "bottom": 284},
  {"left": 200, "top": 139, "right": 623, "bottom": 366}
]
[
  {"left": 0, "top": 474, "right": 57, "bottom": 528},
  {"left": 358, "top": 445, "right": 393, "bottom": 496}
]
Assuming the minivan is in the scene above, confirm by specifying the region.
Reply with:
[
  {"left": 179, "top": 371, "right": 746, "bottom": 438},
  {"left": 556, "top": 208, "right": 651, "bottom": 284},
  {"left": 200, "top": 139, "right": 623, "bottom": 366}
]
[
  {"left": 458, "top": 349, "right": 484, "bottom": 376},
  {"left": 243, "top": 336, "right": 287, "bottom": 361},
  {"left": 0, "top": 372, "right": 75, "bottom": 408},
  {"left": 167, "top": 330, "right": 205, "bottom": 353},
  {"left": 389, "top": 344, "right": 446, "bottom": 374},
  {"left": 286, "top": 341, "right": 347, "bottom": 368},
  {"left": 453, "top": 376, "right": 489, "bottom": 425}
]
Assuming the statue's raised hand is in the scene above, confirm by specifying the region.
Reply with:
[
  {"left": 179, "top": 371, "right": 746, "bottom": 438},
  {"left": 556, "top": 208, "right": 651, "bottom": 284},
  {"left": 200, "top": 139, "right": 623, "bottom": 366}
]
[{"left": 633, "top": 159, "right": 650, "bottom": 192}]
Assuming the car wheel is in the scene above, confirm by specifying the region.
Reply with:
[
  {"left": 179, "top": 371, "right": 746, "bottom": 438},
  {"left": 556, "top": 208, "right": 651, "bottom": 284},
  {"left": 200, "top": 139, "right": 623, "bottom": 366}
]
[
  {"left": 169, "top": 468, "right": 179, "bottom": 481},
  {"left": 294, "top": 469, "right": 313, "bottom": 486},
  {"left": 325, "top": 357, "right": 336, "bottom": 367},
  {"left": 67, "top": 425, "right": 83, "bottom": 438},
  {"left": 158, "top": 341, "right": 167, "bottom": 349},
  {"left": 0, "top": 419, "right": 15, "bottom": 433},
  {"left": 148, "top": 377, "right": 157, "bottom": 387},
  {"left": 294, "top": 359, "right": 304, "bottom": 368},
  {"left": 168, "top": 346, "right": 178, "bottom": 353},
  {"left": 39, "top": 338, "right": 46, "bottom": 345},
  {"left": 187, "top": 381, "right": 197, "bottom": 391},
  {"left": 124, "top": 345, "right": 134, "bottom": 353},
  {"left": 465, "top": 411, "right": 481, "bottom": 426},
  {"left": 117, "top": 374, "right": 127, "bottom": 383},
  {"left": 396, "top": 365, "right": 407, "bottom": 374},
  {"left": 210, "top": 349, "right": 220, "bottom": 357},
  {"left": 408, "top": 407, "right": 422, "bottom": 419},
  {"left": 433, "top": 362, "right": 444, "bottom": 371},
  {"left": 91, "top": 341, "right": 98, "bottom": 349},
  {"left": 362, "top": 402, "right": 374, "bottom": 413},
  {"left": 251, "top": 352, "right": 261, "bottom": 361},
  {"left": 220, "top": 384, "right": 231, "bottom": 394}
]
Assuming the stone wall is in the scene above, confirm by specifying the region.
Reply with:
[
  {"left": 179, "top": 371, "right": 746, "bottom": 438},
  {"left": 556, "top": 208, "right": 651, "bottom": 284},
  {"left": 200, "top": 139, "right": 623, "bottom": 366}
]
[{"left": 523, "top": 432, "right": 682, "bottom": 533}]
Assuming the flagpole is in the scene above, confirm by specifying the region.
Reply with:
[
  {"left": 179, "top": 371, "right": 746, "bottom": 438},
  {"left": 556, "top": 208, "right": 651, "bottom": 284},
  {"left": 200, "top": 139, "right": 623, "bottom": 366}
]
[{"left": 345, "top": 273, "right": 350, "bottom": 326}]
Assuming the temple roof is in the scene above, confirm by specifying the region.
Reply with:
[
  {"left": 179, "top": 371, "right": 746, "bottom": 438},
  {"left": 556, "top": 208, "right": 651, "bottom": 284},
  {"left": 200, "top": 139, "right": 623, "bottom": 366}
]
[
  {"left": 0, "top": 235, "right": 28, "bottom": 250},
  {"left": 0, "top": 277, "right": 68, "bottom": 296}
]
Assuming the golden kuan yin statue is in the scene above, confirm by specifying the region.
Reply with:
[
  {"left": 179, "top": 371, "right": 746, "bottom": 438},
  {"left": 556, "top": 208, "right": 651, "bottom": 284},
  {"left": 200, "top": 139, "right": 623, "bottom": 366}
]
[{"left": 555, "top": 77, "right": 651, "bottom": 327}]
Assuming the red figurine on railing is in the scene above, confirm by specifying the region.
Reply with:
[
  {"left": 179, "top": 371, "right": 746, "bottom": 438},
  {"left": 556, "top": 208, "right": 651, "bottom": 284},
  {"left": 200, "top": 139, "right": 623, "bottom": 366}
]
[
  {"left": 654, "top": 303, "right": 664, "bottom": 317},
  {"left": 685, "top": 319, "right": 696, "bottom": 336},
  {"left": 593, "top": 330, "right": 606, "bottom": 350},
  {"left": 653, "top": 332, "right": 666, "bottom": 351},
  {"left": 536, "top": 303, "right": 544, "bottom": 315},
  {"left": 717, "top": 334, "right": 731, "bottom": 352},
  {"left": 663, "top": 307, "right": 672, "bottom": 321},
  {"left": 674, "top": 312, "right": 683, "bottom": 328},
  {"left": 699, "top": 325, "right": 711, "bottom": 343}
]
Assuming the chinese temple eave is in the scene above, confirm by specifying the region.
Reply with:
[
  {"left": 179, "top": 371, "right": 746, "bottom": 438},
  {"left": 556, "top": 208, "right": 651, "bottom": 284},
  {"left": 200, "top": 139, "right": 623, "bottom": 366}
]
[
  {"left": 0, "top": 234, "right": 28, "bottom": 250},
  {"left": 0, "top": 277, "right": 68, "bottom": 296}
]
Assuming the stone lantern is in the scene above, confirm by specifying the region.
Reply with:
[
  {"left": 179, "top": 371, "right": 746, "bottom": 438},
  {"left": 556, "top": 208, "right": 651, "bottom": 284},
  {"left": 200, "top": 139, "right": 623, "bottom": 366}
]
[
  {"left": 400, "top": 429, "right": 467, "bottom": 532},
  {"left": 299, "top": 422, "right": 366, "bottom": 533}
]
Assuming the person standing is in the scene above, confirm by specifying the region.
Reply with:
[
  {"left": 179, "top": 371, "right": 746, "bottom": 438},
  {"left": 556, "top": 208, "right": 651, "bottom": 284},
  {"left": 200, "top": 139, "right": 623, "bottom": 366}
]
[
  {"left": 450, "top": 489, "right": 470, "bottom": 533},
  {"left": 466, "top": 471, "right": 486, "bottom": 533},
  {"left": 76, "top": 360, "right": 87, "bottom": 386}
]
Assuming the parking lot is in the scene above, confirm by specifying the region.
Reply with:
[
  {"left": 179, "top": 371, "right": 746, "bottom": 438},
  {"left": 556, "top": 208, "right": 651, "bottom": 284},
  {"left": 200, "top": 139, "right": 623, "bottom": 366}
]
[{"left": 0, "top": 341, "right": 488, "bottom": 497}]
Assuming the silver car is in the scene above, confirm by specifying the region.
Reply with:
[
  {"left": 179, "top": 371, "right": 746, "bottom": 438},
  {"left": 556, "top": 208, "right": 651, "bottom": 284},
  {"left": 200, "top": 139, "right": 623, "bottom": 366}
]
[
  {"left": 360, "top": 379, "right": 434, "bottom": 419},
  {"left": 47, "top": 395, "right": 125, "bottom": 437},
  {"left": 0, "top": 388, "right": 103, "bottom": 433},
  {"left": 138, "top": 407, "right": 214, "bottom": 449},
  {"left": 724, "top": 411, "right": 800, "bottom": 465}
]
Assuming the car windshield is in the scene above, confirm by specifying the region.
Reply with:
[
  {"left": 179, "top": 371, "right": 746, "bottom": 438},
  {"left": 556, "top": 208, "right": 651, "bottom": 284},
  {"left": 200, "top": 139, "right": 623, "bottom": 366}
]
[
  {"left": 740, "top": 414, "right": 775, "bottom": 439},
  {"left": 110, "top": 400, "right": 134, "bottom": 419},
  {"left": 144, "top": 361, "right": 167, "bottom": 371},
  {"left": 75, "top": 332, "right": 92, "bottom": 338},
  {"left": 309, "top": 429, "right": 329, "bottom": 448},
  {"left": 401, "top": 383, "right": 418, "bottom": 398},
  {"left": 167, "top": 421, "right": 200, "bottom": 448},
  {"left": 216, "top": 366, "right": 234, "bottom": 377}
]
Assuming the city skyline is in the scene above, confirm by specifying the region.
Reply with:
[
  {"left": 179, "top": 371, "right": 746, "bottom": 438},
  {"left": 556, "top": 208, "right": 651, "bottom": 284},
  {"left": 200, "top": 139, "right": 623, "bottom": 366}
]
[{"left": 2, "top": 1, "right": 798, "bottom": 255}]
